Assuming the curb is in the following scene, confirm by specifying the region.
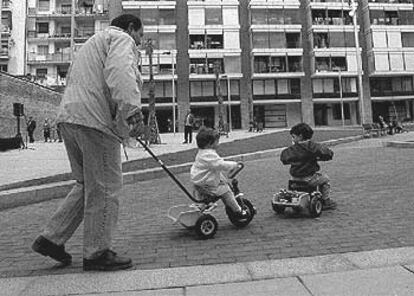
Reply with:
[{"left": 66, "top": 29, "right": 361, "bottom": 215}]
[
  {"left": 0, "top": 135, "right": 363, "bottom": 211},
  {"left": 384, "top": 140, "right": 414, "bottom": 148},
  {"left": 2, "top": 246, "right": 414, "bottom": 295}
]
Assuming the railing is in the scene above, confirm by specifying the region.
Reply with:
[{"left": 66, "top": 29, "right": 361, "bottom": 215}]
[
  {"left": 368, "top": 0, "right": 412, "bottom": 3},
  {"left": 27, "top": 52, "right": 71, "bottom": 63},
  {"left": 2, "top": 0, "right": 11, "bottom": 8},
  {"left": 27, "top": 31, "right": 72, "bottom": 38},
  {"left": 0, "top": 48, "right": 9, "bottom": 57}
]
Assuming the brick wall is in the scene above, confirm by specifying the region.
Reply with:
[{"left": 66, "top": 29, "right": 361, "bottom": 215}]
[{"left": 0, "top": 72, "right": 62, "bottom": 140}]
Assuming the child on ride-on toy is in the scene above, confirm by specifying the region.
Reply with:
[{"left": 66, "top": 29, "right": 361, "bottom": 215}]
[
  {"left": 280, "top": 123, "right": 336, "bottom": 210},
  {"left": 191, "top": 127, "right": 248, "bottom": 218}
]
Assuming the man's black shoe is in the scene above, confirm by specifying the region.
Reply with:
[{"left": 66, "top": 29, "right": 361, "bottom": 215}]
[
  {"left": 83, "top": 250, "right": 132, "bottom": 271},
  {"left": 32, "top": 235, "right": 72, "bottom": 266}
]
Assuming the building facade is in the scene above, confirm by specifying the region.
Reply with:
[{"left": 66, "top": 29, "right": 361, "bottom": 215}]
[
  {"left": 25, "top": 0, "right": 109, "bottom": 90},
  {"left": 2, "top": 0, "right": 414, "bottom": 131}
]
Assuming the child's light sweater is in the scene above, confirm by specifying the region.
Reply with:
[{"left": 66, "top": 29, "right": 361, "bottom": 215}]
[{"left": 191, "top": 148, "right": 237, "bottom": 195}]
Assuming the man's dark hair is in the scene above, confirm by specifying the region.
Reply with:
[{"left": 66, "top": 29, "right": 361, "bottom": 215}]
[
  {"left": 290, "top": 123, "right": 314, "bottom": 140},
  {"left": 110, "top": 14, "right": 142, "bottom": 31},
  {"left": 196, "top": 127, "right": 220, "bottom": 149}
]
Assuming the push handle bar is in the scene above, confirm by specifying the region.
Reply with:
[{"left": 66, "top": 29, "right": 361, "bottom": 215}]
[{"left": 228, "top": 162, "right": 244, "bottom": 179}]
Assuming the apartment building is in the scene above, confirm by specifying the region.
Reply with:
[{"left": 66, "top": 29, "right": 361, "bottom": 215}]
[
  {"left": 25, "top": 0, "right": 109, "bottom": 89},
  {"left": 1, "top": 0, "right": 26, "bottom": 74},
  {"left": 364, "top": 0, "right": 414, "bottom": 123}
]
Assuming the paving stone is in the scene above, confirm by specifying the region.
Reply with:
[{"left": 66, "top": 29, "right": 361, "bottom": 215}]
[
  {"left": 245, "top": 254, "right": 355, "bottom": 280},
  {"left": 186, "top": 278, "right": 310, "bottom": 296},
  {"left": 81, "top": 288, "right": 184, "bottom": 296},
  {"left": 301, "top": 266, "right": 414, "bottom": 296},
  {"left": 343, "top": 247, "right": 414, "bottom": 269},
  {"left": 0, "top": 277, "right": 34, "bottom": 296},
  {"left": 21, "top": 263, "right": 250, "bottom": 296}
]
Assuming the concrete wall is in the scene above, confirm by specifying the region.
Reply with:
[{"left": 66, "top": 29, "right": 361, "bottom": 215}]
[{"left": 0, "top": 72, "right": 61, "bottom": 139}]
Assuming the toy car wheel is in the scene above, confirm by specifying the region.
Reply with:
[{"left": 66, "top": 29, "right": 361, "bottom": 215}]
[
  {"left": 272, "top": 203, "right": 285, "bottom": 214},
  {"left": 226, "top": 197, "right": 256, "bottom": 228},
  {"left": 309, "top": 197, "right": 323, "bottom": 218},
  {"left": 195, "top": 214, "right": 218, "bottom": 239}
]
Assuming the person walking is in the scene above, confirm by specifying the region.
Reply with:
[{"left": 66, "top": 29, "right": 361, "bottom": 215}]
[
  {"left": 43, "top": 119, "right": 51, "bottom": 142},
  {"left": 26, "top": 116, "right": 36, "bottom": 143},
  {"left": 183, "top": 109, "right": 194, "bottom": 144},
  {"left": 31, "top": 14, "right": 145, "bottom": 272}
]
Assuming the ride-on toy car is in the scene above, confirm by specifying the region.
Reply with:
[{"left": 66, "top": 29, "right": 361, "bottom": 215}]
[
  {"left": 135, "top": 138, "right": 256, "bottom": 239},
  {"left": 271, "top": 180, "right": 323, "bottom": 218}
]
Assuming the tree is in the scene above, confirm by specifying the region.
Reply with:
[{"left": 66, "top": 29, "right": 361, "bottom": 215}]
[
  {"left": 214, "top": 61, "right": 226, "bottom": 133},
  {"left": 145, "top": 39, "right": 161, "bottom": 144}
]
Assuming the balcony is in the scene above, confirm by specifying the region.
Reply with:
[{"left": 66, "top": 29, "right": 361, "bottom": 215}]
[
  {"left": 254, "top": 56, "right": 303, "bottom": 74},
  {"left": 189, "top": 35, "right": 224, "bottom": 50},
  {"left": 27, "top": 52, "right": 71, "bottom": 64},
  {"left": 1, "top": 0, "right": 11, "bottom": 9},
  {"left": 312, "top": 9, "right": 353, "bottom": 26},
  {"left": 368, "top": 0, "right": 412, "bottom": 3},
  {"left": 27, "top": 30, "right": 72, "bottom": 40},
  {"left": 0, "top": 48, "right": 9, "bottom": 59},
  {"left": 315, "top": 56, "right": 347, "bottom": 72}
]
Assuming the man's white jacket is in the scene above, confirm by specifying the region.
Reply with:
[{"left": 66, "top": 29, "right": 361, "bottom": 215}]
[{"left": 56, "top": 26, "right": 142, "bottom": 142}]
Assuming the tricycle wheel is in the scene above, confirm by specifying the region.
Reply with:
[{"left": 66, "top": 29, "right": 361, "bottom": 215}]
[
  {"left": 309, "top": 197, "right": 323, "bottom": 218},
  {"left": 272, "top": 203, "right": 285, "bottom": 214},
  {"left": 226, "top": 197, "right": 255, "bottom": 228},
  {"left": 195, "top": 214, "right": 218, "bottom": 239}
]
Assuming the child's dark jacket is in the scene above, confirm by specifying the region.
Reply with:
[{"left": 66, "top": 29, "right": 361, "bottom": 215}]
[{"left": 280, "top": 140, "right": 333, "bottom": 178}]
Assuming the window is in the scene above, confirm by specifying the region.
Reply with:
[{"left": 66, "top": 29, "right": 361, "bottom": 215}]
[
  {"left": 291, "top": 79, "right": 301, "bottom": 95},
  {"left": 159, "top": 33, "right": 175, "bottom": 50},
  {"left": 270, "top": 57, "right": 285, "bottom": 72},
  {"left": 329, "top": 32, "right": 345, "bottom": 47},
  {"left": 252, "top": 32, "right": 269, "bottom": 48},
  {"left": 314, "top": 33, "right": 329, "bottom": 48},
  {"left": 207, "top": 59, "right": 224, "bottom": 74},
  {"left": 288, "top": 56, "right": 302, "bottom": 72},
  {"left": 37, "top": 45, "right": 49, "bottom": 55},
  {"left": 189, "top": 35, "right": 205, "bottom": 49},
  {"left": 254, "top": 56, "right": 268, "bottom": 73},
  {"left": 38, "top": 0, "right": 50, "bottom": 12},
  {"left": 159, "top": 9, "right": 175, "bottom": 26},
  {"left": 141, "top": 9, "right": 158, "bottom": 26},
  {"left": 286, "top": 33, "right": 300, "bottom": 48},
  {"left": 269, "top": 32, "right": 285, "bottom": 48},
  {"left": 36, "top": 68, "right": 48, "bottom": 78},
  {"left": 205, "top": 8, "right": 222, "bottom": 25},
  {"left": 268, "top": 9, "right": 284, "bottom": 25},
  {"left": 333, "top": 103, "right": 351, "bottom": 120},
  {"left": 251, "top": 9, "right": 267, "bottom": 25},
  {"left": 37, "top": 22, "right": 49, "bottom": 34},
  {"left": 61, "top": 26, "right": 71, "bottom": 34},
  {"left": 399, "top": 11, "right": 414, "bottom": 26},
  {"left": 190, "top": 81, "right": 215, "bottom": 97},
  {"left": 224, "top": 56, "right": 241, "bottom": 73},
  {"left": 206, "top": 35, "right": 223, "bottom": 49},
  {"left": 402, "top": 32, "right": 414, "bottom": 47},
  {"left": 284, "top": 9, "right": 301, "bottom": 25},
  {"left": 0, "top": 65, "right": 7, "bottom": 72}
]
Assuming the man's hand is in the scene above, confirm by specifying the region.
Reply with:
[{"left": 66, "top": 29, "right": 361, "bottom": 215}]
[{"left": 127, "top": 110, "right": 145, "bottom": 138}]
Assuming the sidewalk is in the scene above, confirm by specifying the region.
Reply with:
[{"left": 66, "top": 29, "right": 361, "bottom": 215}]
[
  {"left": 3, "top": 247, "right": 414, "bottom": 296},
  {"left": 0, "top": 130, "right": 268, "bottom": 187}
]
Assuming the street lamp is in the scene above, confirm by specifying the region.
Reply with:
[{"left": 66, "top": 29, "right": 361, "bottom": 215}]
[
  {"left": 349, "top": 0, "right": 365, "bottom": 125},
  {"left": 221, "top": 74, "right": 232, "bottom": 133},
  {"left": 162, "top": 51, "right": 176, "bottom": 135}
]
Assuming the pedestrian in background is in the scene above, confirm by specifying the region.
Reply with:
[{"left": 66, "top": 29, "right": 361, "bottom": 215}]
[
  {"left": 32, "top": 14, "right": 144, "bottom": 272},
  {"left": 26, "top": 116, "right": 36, "bottom": 143},
  {"left": 43, "top": 118, "right": 51, "bottom": 142},
  {"left": 183, "top": 109, "right": 194, "bottom": 144}
]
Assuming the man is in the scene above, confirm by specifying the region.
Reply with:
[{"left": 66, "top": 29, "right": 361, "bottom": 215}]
[
  {"left": 31, "top": 14, "right": 144, "bottom": 272},
  {"left": 26, "top": 116, "right": 36, "bottom": 143},
  {"left": 183, "top": 109, "right": 194, "bottom": 144}
]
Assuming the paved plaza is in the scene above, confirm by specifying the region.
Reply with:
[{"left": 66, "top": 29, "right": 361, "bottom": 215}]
[{"left": 1, "top": 130, "right": 414, "bottom": 295}]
